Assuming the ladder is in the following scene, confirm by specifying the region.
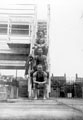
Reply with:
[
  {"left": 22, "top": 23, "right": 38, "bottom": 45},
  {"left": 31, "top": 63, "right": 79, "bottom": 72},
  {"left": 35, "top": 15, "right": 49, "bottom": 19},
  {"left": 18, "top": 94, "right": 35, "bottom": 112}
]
[{"left": 27, "top": 5, "right": 51, "bottom": 98}]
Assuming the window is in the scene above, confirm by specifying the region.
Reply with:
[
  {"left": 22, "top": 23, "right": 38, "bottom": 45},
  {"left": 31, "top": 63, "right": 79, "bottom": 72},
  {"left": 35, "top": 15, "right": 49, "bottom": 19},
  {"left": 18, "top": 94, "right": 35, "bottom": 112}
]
[
  {"left": 0, "top": 24, "right": 7, "bottom": 34},
  {"left": 11, "top": 24, "right": 29, "bottom": 35}
]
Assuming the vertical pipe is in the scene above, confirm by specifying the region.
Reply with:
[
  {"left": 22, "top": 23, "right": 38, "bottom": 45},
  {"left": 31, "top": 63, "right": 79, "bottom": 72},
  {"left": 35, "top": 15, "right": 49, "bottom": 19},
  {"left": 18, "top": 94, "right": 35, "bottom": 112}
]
[
  {"left": 47, "top": 4, "right": 51, "bottom": 98},
  {"left": 16, "top": 69, "right": 17, "bottom": 79},
  {"left": 28, "top": 5, "right": 37, "bottom": 98}
]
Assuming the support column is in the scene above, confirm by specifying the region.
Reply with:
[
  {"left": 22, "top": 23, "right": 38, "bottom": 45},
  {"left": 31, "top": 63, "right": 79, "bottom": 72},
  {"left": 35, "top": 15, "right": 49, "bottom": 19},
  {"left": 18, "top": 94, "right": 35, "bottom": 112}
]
[
  {"left": 27, "top": 5, "right": 37, "bottom": 99},
  {"left": 47, "top": 77, "right": 51, "bottom": 98},
  {"left": 46, "top": 4, "right": 51, "bottom": 99},
  {"left": 16, "top": 87, "right": 18, "bottom": 98},
  {"left": 28, "top": 76, "right": 32, "bottom": 98},
  {"left": 82, "top": 86, "right": 83, "bottom": 98},
  {"left": 10, "top": 86, "right": 14, "bottom": 99}
]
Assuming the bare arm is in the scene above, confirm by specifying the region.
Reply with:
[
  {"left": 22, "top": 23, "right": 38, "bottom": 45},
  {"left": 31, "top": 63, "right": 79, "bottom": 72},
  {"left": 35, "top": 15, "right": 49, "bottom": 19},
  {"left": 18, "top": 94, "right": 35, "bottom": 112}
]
[
  {"left": 44, "top": 56, "right": 48, "bottom": 69},
  {"left": 34, "top": 43, "right": 48, "bottom": 48},
  {"left": 33, "top": 72, "right": 37, "bottom": 83},
  {"left": 33, "top": 72, "right": 41, "bottom": 84},
  {"left": 40, "top": 72, "right": 47, "bottom": 84}
]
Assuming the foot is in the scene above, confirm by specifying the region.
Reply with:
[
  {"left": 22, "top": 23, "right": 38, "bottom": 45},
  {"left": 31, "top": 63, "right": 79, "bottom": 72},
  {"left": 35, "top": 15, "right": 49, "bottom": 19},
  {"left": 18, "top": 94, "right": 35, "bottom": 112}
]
[
  {"left": 34, "top": 97, "right": 37, "bottom": 100},
  {"left": 43, "top": 97, "right": 46, "bottom": 100}
]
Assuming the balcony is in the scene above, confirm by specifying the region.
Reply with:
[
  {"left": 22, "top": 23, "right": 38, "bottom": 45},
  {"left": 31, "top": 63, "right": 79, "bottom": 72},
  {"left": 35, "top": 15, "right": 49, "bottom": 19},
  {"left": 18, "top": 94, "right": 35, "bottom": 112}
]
[
  {"left": 0, "top": 13, "right": 35, "bottom": 45},
  {"left": 0, "top": 60, "right": 26, "bottom": 69},
  {"left": 7, "top": 36, "right": 31, "bottom": 45}
]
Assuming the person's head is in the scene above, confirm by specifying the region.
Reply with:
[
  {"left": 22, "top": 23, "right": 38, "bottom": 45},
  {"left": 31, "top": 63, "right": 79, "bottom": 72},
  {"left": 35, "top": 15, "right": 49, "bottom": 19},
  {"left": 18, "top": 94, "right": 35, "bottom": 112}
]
[
  {"left": 37, "top": 64, "right": 43, "bottom": 72},
  {"left": 37, "top": 48, "right": 43, "bottom": 55},
  {"left": 29, "top": 54, "right": 33, "bottom": 61},
  {"left": 37, "top": 31, "right": 44, "bottom": 38},
  {"left": 39, "top": 38, "right": 45, "bottom": 44}
]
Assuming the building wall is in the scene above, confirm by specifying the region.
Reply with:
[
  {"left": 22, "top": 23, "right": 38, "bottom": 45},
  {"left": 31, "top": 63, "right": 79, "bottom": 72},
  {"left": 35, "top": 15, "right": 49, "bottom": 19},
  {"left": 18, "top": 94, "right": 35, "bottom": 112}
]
[
  {"left": 0, "top": 4, "right": 36, "bottom": 69},
  {"left": 50, "top": 75, "right": 66, "bottom": 97}
]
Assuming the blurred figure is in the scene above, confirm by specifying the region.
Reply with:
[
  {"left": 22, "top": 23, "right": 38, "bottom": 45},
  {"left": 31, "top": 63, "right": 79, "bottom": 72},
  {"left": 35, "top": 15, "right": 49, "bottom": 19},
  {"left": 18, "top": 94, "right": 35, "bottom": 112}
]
[
  {"left": 33, "top": 64, "right": 47, "bottom": 100},
  {"left": 25, "top": 55, "right": 33, "bottom": 76},
  {"left": 33, "top": 48, "right": 47, "bottom": 71},
  {"left": 34, "top": 38, "right": 48, "bottom": 55}
]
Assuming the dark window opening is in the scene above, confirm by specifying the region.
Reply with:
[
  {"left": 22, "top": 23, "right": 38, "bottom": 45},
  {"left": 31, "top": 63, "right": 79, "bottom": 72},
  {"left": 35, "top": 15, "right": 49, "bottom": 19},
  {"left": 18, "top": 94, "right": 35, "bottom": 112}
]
[
  {"left": 0, "top": 24, "right": 7, "bottom": 34},
  {"left": 11, "top": 24, "right": 29, "bottom": 35}
]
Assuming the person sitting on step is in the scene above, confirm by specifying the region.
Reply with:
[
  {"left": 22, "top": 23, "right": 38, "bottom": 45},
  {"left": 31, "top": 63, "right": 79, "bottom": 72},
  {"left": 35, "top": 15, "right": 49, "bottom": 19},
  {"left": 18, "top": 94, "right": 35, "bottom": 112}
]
[
  {"left": 33, "top": 38, "right": 48, "bottom": 55},
  {"left": 33, "top": 48, "right": 47, "bottom": 71},
  {"left": 33, "top": 64, "right": 47, "bottom": 100}
]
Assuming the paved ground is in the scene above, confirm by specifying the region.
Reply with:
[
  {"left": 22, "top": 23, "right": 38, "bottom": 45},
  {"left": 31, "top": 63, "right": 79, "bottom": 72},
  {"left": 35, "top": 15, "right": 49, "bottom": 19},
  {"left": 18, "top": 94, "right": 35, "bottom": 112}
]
[
  {"left": 0, "top": 98, "right": 83, "bottom": 120},
  {"left": 57, "top": 98, "right": 83, "bottom": 112}
]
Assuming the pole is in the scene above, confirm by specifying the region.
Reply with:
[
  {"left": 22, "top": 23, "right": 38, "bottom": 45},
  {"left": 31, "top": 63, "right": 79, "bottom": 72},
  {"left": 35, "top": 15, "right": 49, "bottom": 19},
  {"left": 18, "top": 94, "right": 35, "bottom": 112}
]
[
  {"left": 28, "top": 5, "right": 37, "bottom": 98},
  {"left": 16, "top": 69, "right": 17, "bottom": 79},
  {"left": 16, "top": 69, "right": 18, "bottom": 98},
  {"left": 47, "top": 4, "right": 51, "bottom": 98}
]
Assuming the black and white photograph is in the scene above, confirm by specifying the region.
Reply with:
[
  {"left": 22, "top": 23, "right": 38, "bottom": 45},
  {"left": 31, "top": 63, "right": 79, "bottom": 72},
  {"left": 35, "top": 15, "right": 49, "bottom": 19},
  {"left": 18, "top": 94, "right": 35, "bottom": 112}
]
[{"left": 0, "top": 0, "right": 83, "bottom": 120}]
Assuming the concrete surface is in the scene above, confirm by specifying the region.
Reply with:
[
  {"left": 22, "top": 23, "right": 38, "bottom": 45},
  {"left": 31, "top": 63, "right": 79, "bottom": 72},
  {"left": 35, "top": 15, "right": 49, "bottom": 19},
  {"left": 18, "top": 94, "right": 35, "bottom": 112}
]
[
  {"left": 57, "top": 98, "right": 83, "bottom": 112},
  {"left": 0, "top": 98, "right": 83, "bottom": 120}
]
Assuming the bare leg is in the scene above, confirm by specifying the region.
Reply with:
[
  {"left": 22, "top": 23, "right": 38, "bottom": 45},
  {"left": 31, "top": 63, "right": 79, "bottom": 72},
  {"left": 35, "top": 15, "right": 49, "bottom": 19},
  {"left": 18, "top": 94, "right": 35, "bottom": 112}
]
[
  {"left": 43, "top": 84, "right": 47, "bottom": 100},
  {"left": 34, "top": 89, "right": 37, "bottom": 99},
  {"left": 34, "top": 84, "right": 38, "bottom": 100}
]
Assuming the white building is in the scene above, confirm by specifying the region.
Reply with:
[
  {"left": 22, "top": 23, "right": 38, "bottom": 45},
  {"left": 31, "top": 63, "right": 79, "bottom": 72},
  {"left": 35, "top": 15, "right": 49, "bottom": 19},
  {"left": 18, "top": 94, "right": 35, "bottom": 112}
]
[{"left": 0, "top": 4, "right": 36, "bottom": 69}]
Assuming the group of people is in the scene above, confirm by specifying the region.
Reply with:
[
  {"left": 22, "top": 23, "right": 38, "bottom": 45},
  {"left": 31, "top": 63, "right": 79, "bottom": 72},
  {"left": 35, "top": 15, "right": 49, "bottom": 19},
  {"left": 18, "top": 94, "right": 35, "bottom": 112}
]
[{"left": 25, "top": 30, "right": 49, "bottom": 100}]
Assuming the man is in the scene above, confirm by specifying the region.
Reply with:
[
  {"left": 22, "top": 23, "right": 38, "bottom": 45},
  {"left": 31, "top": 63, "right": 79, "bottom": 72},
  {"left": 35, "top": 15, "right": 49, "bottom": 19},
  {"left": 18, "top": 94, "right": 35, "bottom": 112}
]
[
  {"left": 37, "top": 30, "right": 44, "bottom": 39},
  {"left": 34, "top": 38, "right": 48, "bottom": 55},
  {"left": 25, "top": 55, "right": 33, "bottom": 76},
  {"left": 33, "top": 48, "right": 47, "bottom": 71},
  {"left": 33, "top": 64, "right": 47, "bottom": 100}
]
